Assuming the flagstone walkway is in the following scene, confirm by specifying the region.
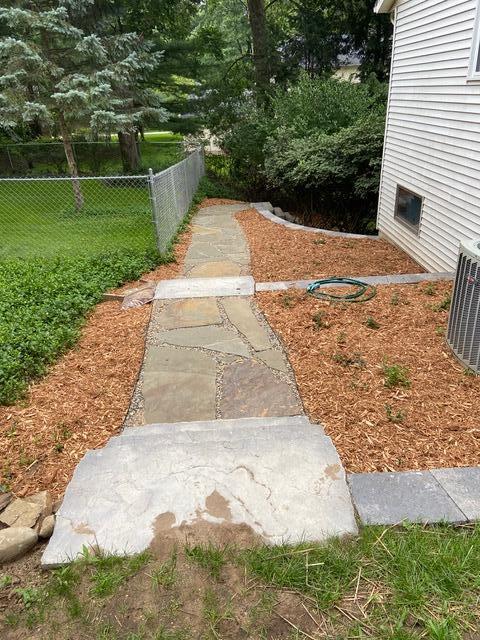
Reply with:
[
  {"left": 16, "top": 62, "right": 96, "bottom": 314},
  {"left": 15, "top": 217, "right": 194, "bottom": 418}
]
[
  {"left": 128, "top": 204, "right": 304, "bottom": 425},
  {"left": 42, "top": 203, "right": 358, "bottom": 566}
]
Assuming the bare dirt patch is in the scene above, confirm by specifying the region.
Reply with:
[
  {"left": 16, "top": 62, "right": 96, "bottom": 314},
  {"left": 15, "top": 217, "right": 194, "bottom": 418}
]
[
  {"left": 237, "top": 208, "right": 424, "bottom": 282},
  {"left": 257, "top": 281, "right": 480, "bottom": 472}
]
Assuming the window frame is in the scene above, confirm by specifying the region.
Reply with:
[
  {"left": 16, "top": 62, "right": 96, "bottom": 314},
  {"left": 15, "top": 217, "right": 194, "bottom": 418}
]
[
  {"left": 394, "top": 185, "right": 423, "bottom": 234},
  {"left": 467, "top": 0, "right": 480, "bottom": 82}
]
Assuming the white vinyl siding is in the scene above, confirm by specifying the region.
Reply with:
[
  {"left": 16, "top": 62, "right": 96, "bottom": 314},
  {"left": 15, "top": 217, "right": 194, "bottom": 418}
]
[{"left": 377, "top": 0, "right": 480, "bottom": 271}]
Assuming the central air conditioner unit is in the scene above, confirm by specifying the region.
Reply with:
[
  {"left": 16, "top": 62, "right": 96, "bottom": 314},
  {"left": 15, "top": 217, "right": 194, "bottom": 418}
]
[{"left": 446, "top": 238, "right": 480, "bottom": 374}]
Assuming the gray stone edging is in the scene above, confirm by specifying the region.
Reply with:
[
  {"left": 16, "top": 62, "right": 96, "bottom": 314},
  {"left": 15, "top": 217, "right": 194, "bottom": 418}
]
[
  {"left": 255, "top": 271, "right": 454, "bottom": 292},
  {"left": 251, "top": 202, "right": 380, "bottom": 240},
  {"left": 348, "top": 467, "right": 480, "bottom": 526}
]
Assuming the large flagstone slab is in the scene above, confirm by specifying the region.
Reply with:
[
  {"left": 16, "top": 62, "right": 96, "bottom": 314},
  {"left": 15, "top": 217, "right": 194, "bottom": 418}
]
[
  {"left": 220, "top": 360, "right": 302, "bottom": 418},
  {"left": 154, "top": 298, "right": 221, "bottom": 329},
  {"left": 222, "top": 297, "right": 272, "bottom": 351},
  {"left": 156, "top": 326, "right": 250, "bottom": 357},
  {"left": 143, "top": 347, "right": 216, "bottom": 423},
  {"left": 42, "top": 420, "right": 357, "bottom": 566}
]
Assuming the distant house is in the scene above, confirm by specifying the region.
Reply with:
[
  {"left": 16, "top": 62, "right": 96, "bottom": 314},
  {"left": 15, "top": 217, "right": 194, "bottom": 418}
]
[
  {"left": 374, "top": 0, "right": 480, "bottom": 272},
  {"left": 334, "top": 54, "right": 361, "bottom": 83}
]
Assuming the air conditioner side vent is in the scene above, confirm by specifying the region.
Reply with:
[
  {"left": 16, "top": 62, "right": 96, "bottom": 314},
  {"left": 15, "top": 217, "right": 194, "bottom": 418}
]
[{"left": 446, "top": 240, "right": 480, "bottom": 374}]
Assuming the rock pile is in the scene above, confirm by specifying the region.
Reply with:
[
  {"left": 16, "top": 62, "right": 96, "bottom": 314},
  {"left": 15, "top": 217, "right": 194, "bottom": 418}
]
[{"left": 0, "top": 491, "right": 58, "bottom": 564}]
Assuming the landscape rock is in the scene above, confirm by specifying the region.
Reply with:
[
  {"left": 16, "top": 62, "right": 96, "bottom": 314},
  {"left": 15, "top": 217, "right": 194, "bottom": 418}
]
[
  {"left": 28, "top": 490, "right": 53, "bottom": 519},
  {"left": 0, "top": 492, "right": 12, "bottom": 513},
  {"left": 0, "top": 498, "right": 42, "bottom": 528},
  {"left": 39, "top": 515, "right": 55, "bottom": 539},
  {"left": 0, "top": 527, "right": 38, "bottom": 564},
  {"left": 52, "top": 498, "right": 63, "bottom": 513}
]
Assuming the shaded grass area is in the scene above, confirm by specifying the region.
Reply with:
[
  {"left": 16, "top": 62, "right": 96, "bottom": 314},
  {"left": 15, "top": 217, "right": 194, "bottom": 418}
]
[
  {"left": 0, "top": 132, "right": 184, "bottom": 178},
  {"left": 1, "top": 524, "right": 480, "bottom": 639}
]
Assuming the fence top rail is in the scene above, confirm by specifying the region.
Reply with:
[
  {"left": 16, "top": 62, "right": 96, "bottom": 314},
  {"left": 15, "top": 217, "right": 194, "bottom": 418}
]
[
  {"left": 0, "top": 174, "right": 150, "bottom": 182},
  {"left": 0, "top": 140, "right": 185, "bottom": 148}
]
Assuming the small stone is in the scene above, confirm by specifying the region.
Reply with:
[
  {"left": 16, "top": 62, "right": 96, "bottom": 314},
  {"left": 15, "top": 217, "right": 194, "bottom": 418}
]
[
  {"left": 38, "top": 515, "right": 55, "bottom": 539},
  {"left": 27, "top": 491, "right": 53, "bottom": 519},
  {"left": 52, "top": 498, "right": 63, "bottom": 514},
  {"left": 0, "top": 492, "right": 12, "bottom": 513},
  {"left": 0, "top": 498, "right": 42, "bottom": 528},
  {"left": 0, "top": 527, "right": 38, "bottom": 564}
]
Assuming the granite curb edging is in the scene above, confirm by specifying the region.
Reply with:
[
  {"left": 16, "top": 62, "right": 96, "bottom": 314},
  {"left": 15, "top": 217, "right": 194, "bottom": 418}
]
[{"left": 348, "top": 467, "right": 480, "bottom": 526}]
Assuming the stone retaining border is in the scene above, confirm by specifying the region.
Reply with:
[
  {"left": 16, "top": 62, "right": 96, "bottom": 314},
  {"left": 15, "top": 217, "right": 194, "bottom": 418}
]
[
  {"left": 348, "top": 468, "right": 480, "bottom": 525},
  {"left": 252, "top": 202, "right": 381, "bottom": 240},
  {"left": 255, "top": 271, "right": 454, "bottom": 292}
]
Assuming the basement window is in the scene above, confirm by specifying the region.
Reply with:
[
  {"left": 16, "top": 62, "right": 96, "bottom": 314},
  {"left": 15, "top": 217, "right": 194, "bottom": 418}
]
[{"left": 394, "top": 186, "right": 423, "bottom": 231}]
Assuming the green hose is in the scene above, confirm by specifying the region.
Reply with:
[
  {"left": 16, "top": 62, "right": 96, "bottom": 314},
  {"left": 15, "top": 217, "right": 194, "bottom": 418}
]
[{"left": 307, "top": 277, "right": 377, "bottom": 303}]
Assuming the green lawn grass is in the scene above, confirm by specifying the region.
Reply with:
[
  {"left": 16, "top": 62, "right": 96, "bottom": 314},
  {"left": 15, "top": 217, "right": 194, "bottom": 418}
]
[
  {"left": 0, "top": 176, "right": 233, "bottom": 405},
  {"left": 1, "top": 524, "right": 479, "bottom": 639}
]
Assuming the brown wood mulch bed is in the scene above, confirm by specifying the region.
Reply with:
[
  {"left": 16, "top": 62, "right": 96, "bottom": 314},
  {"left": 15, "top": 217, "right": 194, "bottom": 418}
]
[
  {"left": 257, "top": 281, "right": 480, "bottom": 473},
  {"left": 236, "top": 208, "right": 424, "bottom": 282},
  {"left": 0, "top": 198, "right": 218, "bottom": 499}
]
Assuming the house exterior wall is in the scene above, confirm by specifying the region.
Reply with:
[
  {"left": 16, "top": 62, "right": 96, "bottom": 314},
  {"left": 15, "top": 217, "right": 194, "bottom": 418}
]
[{"left": 377, "top": 0, "right": 480, "bottom": 271}]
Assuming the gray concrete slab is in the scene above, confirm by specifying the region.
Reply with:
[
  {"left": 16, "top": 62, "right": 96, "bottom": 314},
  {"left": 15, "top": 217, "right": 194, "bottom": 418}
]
[
  {"left": 431, "top": 467, "right": 480, "bottom": 521},
  {"left": 348, "top": 471, "right": 467, "bottom": 525},
  {"left": 155, "top": 326, "right": 250, "bottom": 357},
  {"left": 222, "top": 297, "right": 272, "bottom": 352},
  {"left": 143, "top": 347, "right": 216, "bottom": 424},
  {"left": 42, "top": 422, "right": 357, "bottom": 566},
  {"left": 220, "top": 360, "right": 302, "bottom": 418},
  {"left": 155, "top": 277, "right": 255, "bottom": 300},
  {"left": 154, "top": 299, "right": 221, "bottom": 329}
]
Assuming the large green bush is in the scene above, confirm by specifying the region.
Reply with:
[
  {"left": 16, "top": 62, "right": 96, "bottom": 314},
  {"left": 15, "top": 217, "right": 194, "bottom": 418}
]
[{"left": 213, "top": 75, "right": 387, "bottom": 230}]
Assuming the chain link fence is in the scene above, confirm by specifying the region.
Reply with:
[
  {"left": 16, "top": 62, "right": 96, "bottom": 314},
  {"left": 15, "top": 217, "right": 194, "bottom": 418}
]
[{"left": 0, "top": 147, "right": 204, "bottom": 259}]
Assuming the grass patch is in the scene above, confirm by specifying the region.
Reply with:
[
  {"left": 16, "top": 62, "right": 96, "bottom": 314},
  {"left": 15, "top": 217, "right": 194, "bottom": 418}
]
[
  {"left": 3, "top": 525, "right": 480, "bottom": 638},
  {"left": 185, "top": 544, "right": 228, "bottom": 580}
]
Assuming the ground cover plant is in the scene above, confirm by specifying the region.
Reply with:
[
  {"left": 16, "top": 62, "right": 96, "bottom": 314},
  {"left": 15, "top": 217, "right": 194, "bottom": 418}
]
[
  {"left": 0, "top": 191, "right": 238, "bottom": 497},
  {"left": 1, "top": 523, "right": 480, "bottom": 639},
  {"left": 236, "top": 208, "right": 423, "bottom": 282},
  {"left": 257, "top": 281, "right": 480, "bottom": 472}
]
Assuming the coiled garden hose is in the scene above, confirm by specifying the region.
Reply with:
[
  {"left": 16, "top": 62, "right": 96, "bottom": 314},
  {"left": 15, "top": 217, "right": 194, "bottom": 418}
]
[{"left": 306, "top": 277, "right": 377, "bottom": 303}]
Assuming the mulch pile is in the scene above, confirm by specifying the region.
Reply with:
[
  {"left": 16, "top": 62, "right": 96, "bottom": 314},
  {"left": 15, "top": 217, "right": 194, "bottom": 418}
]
[
  {"left": 257, "top": 281, "right": 480, "bottom": 472},
  {"left": 0, "top": 203, "right": 201, "bottom": 499},
  {"left": 237, "top": 208, "right": 424, "bottom": 281}
]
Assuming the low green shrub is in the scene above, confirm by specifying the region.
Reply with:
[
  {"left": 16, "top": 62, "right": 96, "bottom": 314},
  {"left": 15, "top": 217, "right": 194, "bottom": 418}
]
[{"left": 0, "top": 250, "right": 159, "bottom": 405}]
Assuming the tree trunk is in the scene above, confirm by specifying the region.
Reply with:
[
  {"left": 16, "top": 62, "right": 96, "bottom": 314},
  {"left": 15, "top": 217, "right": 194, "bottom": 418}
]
[
  {"left": 58, "top": 114, "right": 84, "bottom": 211},
  {"left": 247, "top": 0, "right": 270, "bottom": 105},
  {"left": 118, "top": 130, "right": 140, "bottom": 173}
]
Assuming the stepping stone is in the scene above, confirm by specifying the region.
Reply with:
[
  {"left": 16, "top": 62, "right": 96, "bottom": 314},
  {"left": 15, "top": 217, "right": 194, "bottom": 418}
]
[
  {"left": 220, "top": 360, "right": 302, "bottom": 418},
  {"left": 155, "top": 277, "right": 255, "bottom": 300},
  {"left": 188, "top": 261, "right": 242, "bottom": 278},
  {"left": 256, "top": 349, "right": 289, "bottom": 373},
  {"left": 155, "top": 299, "right": 221, "bottom": 329},
  {"left": 156, "top": 326, "right": 250, "bottom": 357},
  {"left": 42, "top": 420, "right": 357, "bottom": 566},
  {"left": 222, "top": 297, "right": 272, "bottom": 351},
  {"left": 431, "top": 467, "right": 480, "bottom": 520},
  {"left": 348, "top": 471, "right": 467, "bottom": 525},
  {"left": 143, "top": 347, "right": 216, "bottom": 423}
]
